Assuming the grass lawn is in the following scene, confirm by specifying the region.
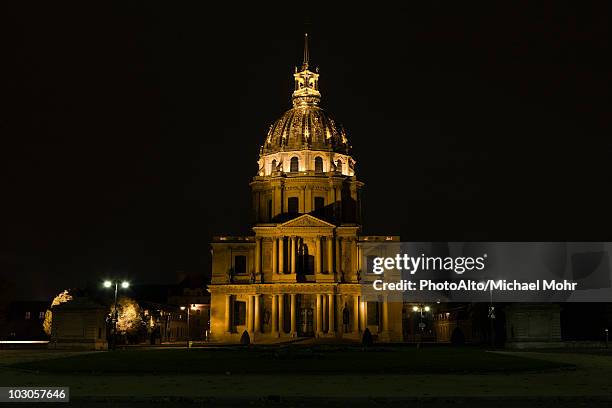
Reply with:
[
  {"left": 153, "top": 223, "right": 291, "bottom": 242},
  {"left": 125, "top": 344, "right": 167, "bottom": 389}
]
[{"left": 10, "top": 345, "right": 570, "bottom": 375}]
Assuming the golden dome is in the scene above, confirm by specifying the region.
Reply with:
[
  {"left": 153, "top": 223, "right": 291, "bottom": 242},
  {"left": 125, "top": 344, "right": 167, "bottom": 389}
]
[
  {"left": 262, "top": 105, "right": 349, "bottom": 154},
  {"left": 261, "top": 34, "right": 350, "bottom": 155}
]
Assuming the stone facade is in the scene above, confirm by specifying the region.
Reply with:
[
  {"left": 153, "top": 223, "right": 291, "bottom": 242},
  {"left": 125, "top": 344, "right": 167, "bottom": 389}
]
[
  {"left": 49, "top": 297, "right": 108, "bottom": 350},
  {"left": 208, "top": 36, "right": 403, "bottom": 344},
  {"left": 505, "top": 303, "right": 562, "bottom": 349}
]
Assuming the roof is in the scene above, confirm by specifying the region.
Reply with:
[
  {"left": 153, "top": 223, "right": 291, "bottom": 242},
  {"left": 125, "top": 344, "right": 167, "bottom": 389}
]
[
  {"left": 262, "top": 105, "right": 350, "bottom": 155},
  {"left": 53, "top": 297, "right": 106, "bottom": 310}
]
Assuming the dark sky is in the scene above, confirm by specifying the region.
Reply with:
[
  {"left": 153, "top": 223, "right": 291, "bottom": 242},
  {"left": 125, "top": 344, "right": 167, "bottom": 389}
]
[{"left": 3, "top": 3, "right": 611, "bottom": 300}]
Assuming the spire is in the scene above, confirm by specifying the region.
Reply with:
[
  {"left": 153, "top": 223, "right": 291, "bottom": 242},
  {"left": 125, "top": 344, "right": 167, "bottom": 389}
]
[
  {"left": 302, "top": 33, "right": 309, "bottom": 70},
  {"left": 292, "top": 33, "right": 320, "bottom": 107}
]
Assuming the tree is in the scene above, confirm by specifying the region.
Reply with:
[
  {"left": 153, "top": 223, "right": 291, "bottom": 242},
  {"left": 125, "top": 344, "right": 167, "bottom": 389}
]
[
  {"left": 114, "top": 296, "right": 143, "bottom": 335},
  {"left": 43, "top": 290, "right": 73, "bottom": 335}
]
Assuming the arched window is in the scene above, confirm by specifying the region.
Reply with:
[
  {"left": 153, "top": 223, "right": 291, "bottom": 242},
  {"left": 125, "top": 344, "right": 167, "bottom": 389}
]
[
  {"left": 336, "top": 159, "right": 343, "bottom": 173},
  {"left": 271, "top": 159, "right": 277, "bottom": 174},
  {"left": 290, "top": 157, "right": 299, "bottom": 172},
  {"left": 315, "top": 157, "right": 323, "bottom": 173}
]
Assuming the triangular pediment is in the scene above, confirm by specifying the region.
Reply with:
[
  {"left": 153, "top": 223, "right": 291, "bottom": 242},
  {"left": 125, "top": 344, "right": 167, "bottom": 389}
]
[{"left": 278, "top": 214, "right": 336, "bottom": 229}]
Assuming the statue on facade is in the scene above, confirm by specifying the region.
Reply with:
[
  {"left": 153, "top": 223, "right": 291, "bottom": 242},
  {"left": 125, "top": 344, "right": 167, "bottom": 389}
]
[{"left": 263, "top": 309, "right": 270, "bottom": 326}]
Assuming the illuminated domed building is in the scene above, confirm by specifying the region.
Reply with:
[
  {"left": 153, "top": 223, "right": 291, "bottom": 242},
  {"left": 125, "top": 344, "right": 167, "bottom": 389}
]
[{"left": 208, "top": 35, "right": 403, "bottom": 343}]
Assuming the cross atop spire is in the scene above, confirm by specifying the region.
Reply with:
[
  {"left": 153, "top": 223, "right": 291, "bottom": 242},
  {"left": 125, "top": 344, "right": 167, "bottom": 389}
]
[{"left": 302, "top": 33, "right": 309, "bottom": 70}]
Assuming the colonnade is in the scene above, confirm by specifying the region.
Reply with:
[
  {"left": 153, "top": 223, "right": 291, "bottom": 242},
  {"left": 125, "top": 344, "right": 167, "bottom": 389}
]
[
  {"left": 223, "top": 293, "right": 390, "bottom": 337},
  {"left": 253, "top": 236, "right": 359, "bottom": 276}
]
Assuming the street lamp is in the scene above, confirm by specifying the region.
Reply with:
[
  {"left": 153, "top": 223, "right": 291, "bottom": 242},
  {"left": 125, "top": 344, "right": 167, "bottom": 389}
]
[
  {"left": 180, "top": 304, "right": 196, "bottom": 347},
  {"left": 488, "top": 281, "right": 501, "bottom": 348},
  {"left": 411, "top": 304, "right": 431, "bottom": 346},
  {"left": 412, "top": 304, "right": 431, "bottom": 318},
  {"left": 103, "top": 280, "right": 130, "bottom": 349}
]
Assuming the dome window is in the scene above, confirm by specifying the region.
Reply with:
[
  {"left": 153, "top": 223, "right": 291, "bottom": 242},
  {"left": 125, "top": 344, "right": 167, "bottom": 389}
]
[
  {"left": 271, "top": 159, "right": 277, "bottom": 174},
  {"left": 315, "top": 157, "right": 323, "bottom": 173},
  {"left": 290, "top": 157, "right": 299, "bottom": 172},
  {"left": 336, "top": 159, "right": 343, "bottom": 173},
  {"left": 288, "top": 197, "right": 299, "bottom": 213}
]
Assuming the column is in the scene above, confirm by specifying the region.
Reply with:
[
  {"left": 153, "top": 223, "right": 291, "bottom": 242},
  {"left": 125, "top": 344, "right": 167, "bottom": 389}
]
[
  {"left": 271, "top": 295, "right": 278, "bottom": 336},
  {"left": 272, "top": 238, "right": 278, "bottom": 274},
  {"left": 290, "top": 294, "right": 297, "bottom": 336},
  {"left": 305, "top": 187, "right": 312, "bottom": 213},
  {"left": 278, "top": 294, "right": 284, "bottom": 334},
  {"left": 315, "top": 236, "right": 321, "bottom": 274},
  {"left": 327, "top": 185, "right": 334, "bottom": 216},
  {"left": 328, "top": 294, "right": 335, "bottom": 335},
  {"left": 315, "top": 294, "right": 322, "bottom": 336},
  {"left": 360, "top": 299, "right": 367, "bottom": 331},
  {"left": 335, "top": 186, "right": 342, "bottom": 219},
  {"left": 255, "top": 238, "right": 261, "bottom": 275},
  {"left": 247, "top": 295, "right": 254, "bottom": 333},
  {"left": 336, "top": 237, "right": 342, "bottom": 278},
  {"left": 382, "top": 295, "right": 389, "bottom": 332},
  {"left": 357, "top": 244, "right": 361, "bottom": 275},
  {"left": 273, "top": 186, "right": 278, "bottom": 218},
  {"left": 351, "top": 239, "right": 358, "bottom": 280},
  {"left": 278, "top": 237, "right": 284, "bottom": 274},
  {"left": 254, "top": 295, "right": 261, "bottom": 333},
  {"left": 322, "top": 294, "right": 328, "bottom": 332},
  {"left": 353, "top": 295, "right": 360, "bottom": 333},
  {"left": 290, "top": 237, "right": 297, "bottom": 274},
  {"left": 225, "top": 294, "right": 231, "bottom": 333},
  {"left": 327, "top": 237, "right": 333, "bottom": 274}
]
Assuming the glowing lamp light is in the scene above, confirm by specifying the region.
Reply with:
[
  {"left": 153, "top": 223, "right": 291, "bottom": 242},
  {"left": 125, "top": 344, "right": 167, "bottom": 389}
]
[
  {"left": 412, "top": 306, "right": 419, "bottom": 312},
  {"left": 180, "top": 306, "right": 186, "bottom": 311},
  {"left": 103, "top": 281, "right": 112, "bottom": 288},
  {"left": 121, "top": 281, "right": 130, "bottom": 289},
  {"left": 424, "top": 306, "right": 431, "bottom": 312}
]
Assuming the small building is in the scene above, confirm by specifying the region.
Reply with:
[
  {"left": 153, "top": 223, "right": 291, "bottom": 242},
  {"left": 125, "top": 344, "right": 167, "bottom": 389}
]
[
  {"left": 49, "top": 297, "right": 108, "bottom": 350},
  {"left": 1, "top": 301, "right": 48, "bottom": 340},
  {"left": 505, "top": 304, "right": 562, "bottom": 349}
]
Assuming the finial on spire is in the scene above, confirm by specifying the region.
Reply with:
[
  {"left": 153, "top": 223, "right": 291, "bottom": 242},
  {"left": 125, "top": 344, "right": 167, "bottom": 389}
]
[{"left": 302, "top": 33, "right": 309, "bottom": 70}]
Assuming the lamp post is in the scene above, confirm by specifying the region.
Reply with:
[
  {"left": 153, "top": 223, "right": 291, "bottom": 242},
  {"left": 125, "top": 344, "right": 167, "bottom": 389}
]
[
  {"left": 412, "top": 305, "right": 430, "bottom": 346},
  {"left": 103, "top": 280, "right": 130, "bottom": 350},
  {"left": 488, "top": 281, "right": 500, "bottom": 348},
  {"left": 180, "top": 304, "right": 196, "bottom": 347}
]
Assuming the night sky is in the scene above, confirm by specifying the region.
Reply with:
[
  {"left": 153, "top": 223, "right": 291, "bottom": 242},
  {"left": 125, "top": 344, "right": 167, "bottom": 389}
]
[{"left": 3, "top": 4, "right": 611, "bottom": 300}]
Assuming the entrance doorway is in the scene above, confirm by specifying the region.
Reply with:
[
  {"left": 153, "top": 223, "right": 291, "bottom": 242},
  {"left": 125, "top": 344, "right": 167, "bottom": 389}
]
[{"left": 298, "top": 308, "right": 314, "bottom": 337}]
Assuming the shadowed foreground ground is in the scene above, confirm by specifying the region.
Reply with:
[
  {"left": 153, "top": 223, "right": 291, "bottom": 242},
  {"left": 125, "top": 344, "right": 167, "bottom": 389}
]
[
  {"left": 9, "top": 346, "right": 568, "bottom": 374},
  {"left": 1, "top": 346, "right": 611, "bottom": 407}
]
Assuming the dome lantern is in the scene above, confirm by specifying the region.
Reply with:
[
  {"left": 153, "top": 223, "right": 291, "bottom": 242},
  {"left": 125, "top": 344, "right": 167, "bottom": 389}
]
[{"left": 292, "top": 33, "right": 321, "bottom": 108}]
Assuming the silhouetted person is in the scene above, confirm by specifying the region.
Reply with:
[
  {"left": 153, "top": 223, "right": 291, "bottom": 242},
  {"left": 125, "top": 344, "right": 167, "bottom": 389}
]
[
  {"left": 240, "top": 330, "right": 250, "bottom": 345},
  {"left": 362, "top": 328, "right": 373, "bottom": 347},
  {"left": 342, "top": 303, "right": 350, "bottom": 332}
]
